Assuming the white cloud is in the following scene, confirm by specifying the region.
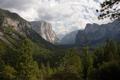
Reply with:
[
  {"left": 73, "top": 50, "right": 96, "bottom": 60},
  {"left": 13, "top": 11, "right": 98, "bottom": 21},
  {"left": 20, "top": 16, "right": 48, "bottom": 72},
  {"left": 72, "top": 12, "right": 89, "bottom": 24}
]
[{"left": 0, "top": 0, "right": 105, "bottom": 38}]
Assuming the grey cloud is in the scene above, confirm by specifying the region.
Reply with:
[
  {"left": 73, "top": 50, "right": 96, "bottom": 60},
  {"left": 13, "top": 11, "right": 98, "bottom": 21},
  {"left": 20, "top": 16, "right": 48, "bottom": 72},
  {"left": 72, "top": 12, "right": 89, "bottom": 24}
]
[
  {"left": 0, "top": 0, "right": 34, "bottom": 10},
  {"left": 0, "top": 0, "right": 104, "bottom": 37},
  {"left": 38, "top": 13, "right": 54, "bottom": 21},
  {"left": 37, "top": 8, "right": 62, "bottom": 21}
]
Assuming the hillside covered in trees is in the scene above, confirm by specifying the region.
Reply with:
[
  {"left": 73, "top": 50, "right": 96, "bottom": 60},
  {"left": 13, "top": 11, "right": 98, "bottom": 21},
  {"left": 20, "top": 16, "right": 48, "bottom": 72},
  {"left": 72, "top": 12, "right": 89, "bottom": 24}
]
[
  {"left": 0, "top": 0, "right": 120, "bottom": 80},
  {"left": 0, "top": 37, "right": 120, "bottom": 80}
]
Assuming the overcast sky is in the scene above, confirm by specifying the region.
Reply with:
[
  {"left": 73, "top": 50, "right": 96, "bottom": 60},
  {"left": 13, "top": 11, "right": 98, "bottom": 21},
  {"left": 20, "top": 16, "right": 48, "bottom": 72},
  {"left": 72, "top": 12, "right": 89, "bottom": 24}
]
[{"left": 0, "top": 0, "right": 105, "bottom": 37}]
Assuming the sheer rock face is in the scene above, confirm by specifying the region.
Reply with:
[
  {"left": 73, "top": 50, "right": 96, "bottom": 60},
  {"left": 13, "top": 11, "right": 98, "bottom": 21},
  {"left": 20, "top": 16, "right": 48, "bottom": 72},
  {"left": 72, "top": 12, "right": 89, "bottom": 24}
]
[
  {"left": 75, "top": 20, "right": 120, "bottom": 46},
  {"left": 57, "top": 20, "right": 120, "bottom": 47},
  {"left": 0, "top": 9, "right": 31, "bottom": 43},
  {"left": 0, "top": 9, "right": 58, "bottom": 46},
  {"left": 31, "top": 21, "right": 58, "bottom": 44},
  {"left": 1, "top": 17, "right": 31, "bottom": 34}
]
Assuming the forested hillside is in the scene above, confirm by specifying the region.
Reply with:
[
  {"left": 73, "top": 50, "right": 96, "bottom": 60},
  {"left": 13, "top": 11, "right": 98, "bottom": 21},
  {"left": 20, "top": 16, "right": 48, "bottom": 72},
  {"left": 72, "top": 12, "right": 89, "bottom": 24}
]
[
  {"left": 0, "top": 38, "right": 120, "bottom": 80},
  {"left": 0, "top": 0, "right": 120, "bottom": 79}
]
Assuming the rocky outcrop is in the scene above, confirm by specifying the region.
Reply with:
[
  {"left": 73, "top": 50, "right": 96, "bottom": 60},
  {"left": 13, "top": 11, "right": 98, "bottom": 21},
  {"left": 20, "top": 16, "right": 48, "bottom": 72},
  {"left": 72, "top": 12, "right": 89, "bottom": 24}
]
[
  {"left": 0, "top": 8, "right": 56, "bottom": 48},
  {"left": 31, "top": 21, "right": 58, "bottom": 44},
  {"left": 0, "top": 9, "right": 31, "bottom": 42},
  {"left": 57, "top": 20, "right": 120, "bottom": 47},
  {"left": 75, "top": 20, "right": 120, "bottom": 46}
]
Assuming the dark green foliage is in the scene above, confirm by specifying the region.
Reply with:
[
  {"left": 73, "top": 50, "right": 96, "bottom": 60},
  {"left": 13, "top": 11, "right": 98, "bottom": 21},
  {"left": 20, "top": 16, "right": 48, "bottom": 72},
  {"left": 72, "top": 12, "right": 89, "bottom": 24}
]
[
  {"left": 16, "top": 39, "right": 40, "bottom": 80},
  {"left": 0, "top": 41, "right": 6, "bottom": 57},
  {"left": 90, "top": 40, "right": 120, "bottom": 80},
  {"left": 60, "top": 49, "right": 83, "bottom": 74},
  {"left": 98, "top": 61, "right": 120, "bottom": 80},
  {"left": 0, "top": 14, "right": 4, "bottom": 26},
  {"left": 3, "top": 26, "right": 13, "bottom": 35},
  {"left": 0, "top": 36, "right": 120, "bottom": 80},
  {"left": 93, "top": 47, "right": 105, "bottom": 68},
  {"left": 47, "top": 72, "right": 82, "bottom": 80},
  {"left": 91, "top": 61, "right": 120, "bottom": 80},
  {"left": 0, "top": 41, "right": 17, "bottom": 80},
  {"left": 1, "top": 65, "right": 17, "bottom": 80},
  {"left": 1, "top": 7, "right": 120, "bottom": 80},
  {"left": 82, "top": 47, "right": 93, "bottom": 80},
  {"left": 103, "top": 40, "right": 118, "bottom": 61},
  {"left": 93, "top": 40, "right": 120, "bottom": 66}
]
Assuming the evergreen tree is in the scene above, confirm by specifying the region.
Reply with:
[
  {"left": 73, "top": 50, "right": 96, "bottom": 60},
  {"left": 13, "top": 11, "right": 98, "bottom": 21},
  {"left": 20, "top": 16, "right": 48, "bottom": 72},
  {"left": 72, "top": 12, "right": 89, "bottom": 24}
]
[
  {"left": 0, "top": 41, "right": 6, "bottom": 79},
  {"left": 96, "top": 61, "right": 120, "bottom": 80},
  {"left": 40, "top": 63, "right": 46, "bottom": 80},
  {"left": 46, "top": 62, "right": 53, "bottom": 76},
  {"left": 103, "top": 40, "right": 118, "bottom": 61},
  {"left": 16, "top": 39, "right": 40, "bottom": 80},
  {"left": 61, "top": 49, "right": 83, "bottom": 75},
  {"left": 1, "top": 65, "right": 16, "bottom": 80},
  {"left": 93, "top": 47, "right": 105, "bottom": 68},
  {"left": 82, "top": 47, "right": 93, "bottom": 80},
  {"left": 0, "top": 41, "right": 6, "bottom": 63}
]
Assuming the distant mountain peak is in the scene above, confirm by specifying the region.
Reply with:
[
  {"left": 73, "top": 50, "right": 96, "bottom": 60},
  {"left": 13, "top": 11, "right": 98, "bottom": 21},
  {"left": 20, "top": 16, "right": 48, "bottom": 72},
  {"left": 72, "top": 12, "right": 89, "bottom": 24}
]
[
  {"left": 58, "top": 20, "right": 120, "bottom": 47},
  {"left": 0, "top": 8, "right": 56, "bottom": 48},
  {"left": 31, "top": 21, "right": 58, "bottom": 44}
]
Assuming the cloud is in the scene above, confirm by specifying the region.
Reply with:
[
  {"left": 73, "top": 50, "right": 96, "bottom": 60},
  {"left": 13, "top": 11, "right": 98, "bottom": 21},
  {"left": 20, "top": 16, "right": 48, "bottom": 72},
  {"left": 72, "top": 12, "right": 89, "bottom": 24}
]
[
  {"left": 0, "top": 0, "right": 105, "bottom": 37},
  {"left": 0, "top": 0, "right": 34, "bottom": 10},
  {"left": 0, "top": 0, "right": 39, "bottom": 20}
]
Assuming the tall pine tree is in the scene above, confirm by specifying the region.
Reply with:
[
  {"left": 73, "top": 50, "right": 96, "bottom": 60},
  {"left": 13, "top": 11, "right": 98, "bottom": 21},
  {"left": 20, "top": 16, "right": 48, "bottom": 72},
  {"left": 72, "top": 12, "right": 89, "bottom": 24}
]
[
  {"left": 16, "top": 39, "right": 40, "bottom": 80},
  {"left": 82, "top": 47, "right": 93, "bottom": 80}
]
